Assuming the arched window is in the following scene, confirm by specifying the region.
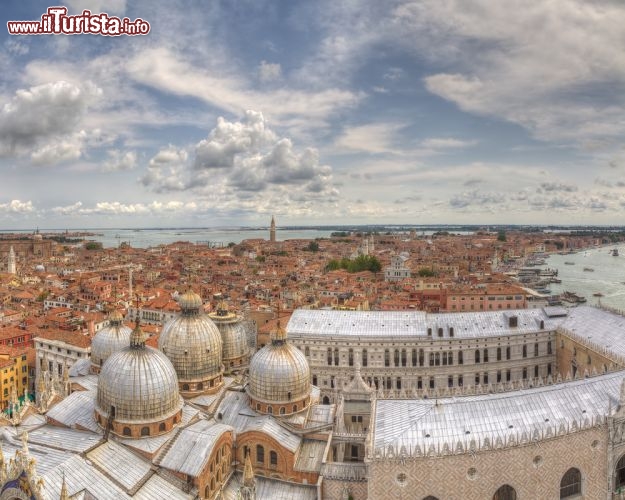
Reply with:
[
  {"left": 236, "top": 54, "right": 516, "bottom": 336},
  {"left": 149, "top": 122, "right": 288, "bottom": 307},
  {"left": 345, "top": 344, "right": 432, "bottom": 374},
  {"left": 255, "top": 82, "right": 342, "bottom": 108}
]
[
  {"left": 322, "top": 396, "right": 330, "bottom": 405},
  {"left": 256, "top": 445, "right": 264, "bottom": 464},
  {"left": 362, "top": 349, "right": 368, "bottom": 367},
  {"left": 205, "top": 485, "right": 210, "bottom": 497},
  {"left": 267, "top": 406, "right": 273, "bottom": 414},
  {"left": 305, "top": 346, "right": 310, "bottom": 357},
  {"left": 497, "top": 347, "right": 502, "bottom": 361},
  {"left": 141, "top": 426, "right": 150, "bottom": 436},
  {"left": 159, "top": 422, "right": 166, "bottom": 432},
  {"left": 616, "top": 454, "right": 625, "bottom": 491},
  {"left": 182, "top": 383, "right": 189, "bottom": 391},
  {"left": 385, "top": 349, "right": 390, "bottom": 367},
  {"left": 348, "top": 348, "right": 353, "bottom": 366},
  {"left": 522, "top": 345, "right": 527, "bottom": 358},
  {"left": 122, "top": 427, "right": 131, "bottom": 436},
  {"left": 270, "top": 450, "right": 278, "bottom": 466},
  {"left": 197, "top": 382, "right": 203, "bottom": 390},
  {"left": 483, "top": 349, "right": 489, "bottom": 363},
  {"left": 475, "top": 350, "right": 480, "bottom": 363},
  {"left": 560, "top": 467, "right": 582, "bottom": 498},
  {"left": 493, "top": 484, "right": 517, "bottom": 500},
  {"left": 534, "top": 343, "right": 539, "bottom": 357},
  {"left": 279, "top": 407, "right": 285, "bottom": 415}
]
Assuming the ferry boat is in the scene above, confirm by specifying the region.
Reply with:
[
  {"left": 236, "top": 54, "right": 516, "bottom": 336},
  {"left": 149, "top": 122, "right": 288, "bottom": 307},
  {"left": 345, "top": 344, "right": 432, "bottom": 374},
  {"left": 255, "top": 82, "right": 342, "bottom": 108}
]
[
  {"left": 583, "top": 267, "right": 594, "bottom": 272},
  {"left": 564, "top": 261, "right": 575, "bottom": 265}
]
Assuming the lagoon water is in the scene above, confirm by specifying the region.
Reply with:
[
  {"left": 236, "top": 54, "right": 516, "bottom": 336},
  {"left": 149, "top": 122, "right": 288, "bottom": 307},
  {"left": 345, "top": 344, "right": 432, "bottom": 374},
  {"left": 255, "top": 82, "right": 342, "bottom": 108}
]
[{"left": 542, "top": 246, "right": 625, "bottom": 311}]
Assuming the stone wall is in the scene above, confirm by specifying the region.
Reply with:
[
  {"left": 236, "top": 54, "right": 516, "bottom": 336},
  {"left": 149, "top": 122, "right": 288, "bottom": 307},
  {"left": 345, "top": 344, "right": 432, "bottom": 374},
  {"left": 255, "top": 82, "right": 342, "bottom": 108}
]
[{"left": 367, "top": 427, "right": 607, "bottom": 500}]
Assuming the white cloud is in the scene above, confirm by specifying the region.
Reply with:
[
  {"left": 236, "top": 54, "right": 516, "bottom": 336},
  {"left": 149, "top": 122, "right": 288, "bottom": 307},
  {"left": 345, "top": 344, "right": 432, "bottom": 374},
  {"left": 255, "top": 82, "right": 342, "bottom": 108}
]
[
  {"left": 141, "top": 111, "right": 339, "bottom": 205},
  {"left": 0, "top": 81, "right": 102, "bottom": 158},
  {"left": 405, "top": 0, "right": 625, "bottom": 141},
  {"left": 103, "top": 150, "right": 137, "bottom": 171},
  {"left": 0, "top": 200, "right": 35, "bottom": 214},
  {"left": 420, "top": 137, "right": 477, "bottom": 149},
  {"left": 126, "top": 47, "right": 362, "bottom": 130},
  {"left": 335, "top": 123, "right": 405, "bottom": 154},
  {"left": 258, "top": 61, "right": 282, "bottom": 83}
]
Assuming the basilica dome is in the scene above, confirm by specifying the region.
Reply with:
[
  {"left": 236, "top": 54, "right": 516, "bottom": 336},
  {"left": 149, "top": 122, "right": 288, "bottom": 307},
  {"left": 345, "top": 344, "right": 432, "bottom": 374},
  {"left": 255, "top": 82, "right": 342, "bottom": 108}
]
[
  {"left": 90, "top": 310, "right": 132, "bottom": 373},
  {"left": 95, "top": 321, "right": 183, "bottom": 438},
  {"left": 247, "top": 323, "right": 311, "bottom": 416},
  {"left": 208, "top": 301, "right": 249, "bottom": 372},
  {"left": 159, "top": 289, "right": 224, "bottom": 395}
]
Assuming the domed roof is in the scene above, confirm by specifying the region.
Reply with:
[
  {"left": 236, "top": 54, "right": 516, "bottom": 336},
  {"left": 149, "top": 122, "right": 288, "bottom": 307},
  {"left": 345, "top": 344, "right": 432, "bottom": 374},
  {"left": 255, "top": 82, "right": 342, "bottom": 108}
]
[
  {"left": 91, "top": 310, "right": 132, "bottom": 369},
  {"left": 247, "top": 327, "right": 311, "bottom": 404},
  {"left": 159, "top": 289, "right": 223, "bottom": 383},
  {"left": 209, "top": 302, "right": 248, "bottom": 362},
  {"left": 178, "top": 289, "right": 203, "bottom": 310},
  {"left": 96, "top": 322, "right": 182, "bottom": 422}
]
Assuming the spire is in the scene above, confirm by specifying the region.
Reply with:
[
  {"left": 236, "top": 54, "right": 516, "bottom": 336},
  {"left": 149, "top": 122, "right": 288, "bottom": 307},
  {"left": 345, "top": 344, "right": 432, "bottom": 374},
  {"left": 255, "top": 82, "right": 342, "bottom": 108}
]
[
  {"left": 60, "top": 470, "right": 69, "bottom": 500},
  {"left": 269, "top": 215, "right": 276, "bottom": 243},
  {"left": 243, "top": 450, "right": 255, "bottom": 487},
  {"left": 7, "top": 246, "right": 16, "bottom": 274},
  {"left": 129, "top": 315, "right": 146, "bottom": 349},
  {"left": 240, "top": 450, "right": 256, "bottom": 500}
]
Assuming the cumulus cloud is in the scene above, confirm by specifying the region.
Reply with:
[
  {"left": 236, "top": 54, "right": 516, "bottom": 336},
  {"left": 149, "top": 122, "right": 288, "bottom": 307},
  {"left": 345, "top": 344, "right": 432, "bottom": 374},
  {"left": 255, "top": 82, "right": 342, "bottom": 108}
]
[
  {"left": 103, "top": 150, "right": 137, "bottom": 172},
  {"left": 194, "top": 110, "right": 276, "bottom": 170},
  {"left": 141, "top": 146, "right": 189, "bottom": 192},
  {"left": 142, "top": 111, "right": 338, "bottom": 203},
  {"left": 258, "top": 61, "right": 282, "bottom": 83},
  {"left": 0, "top": 200, "right": 35, "bottom": 214},
  {"left": 0, "top": 81, "right": 102, "bottom": 159}
]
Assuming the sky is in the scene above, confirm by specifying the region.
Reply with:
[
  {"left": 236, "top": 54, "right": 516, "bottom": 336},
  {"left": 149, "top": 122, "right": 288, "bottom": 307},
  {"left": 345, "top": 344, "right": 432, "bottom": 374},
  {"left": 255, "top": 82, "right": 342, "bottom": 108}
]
[{"left": 1, "top": 0, "right": 625, "bottom": 229}]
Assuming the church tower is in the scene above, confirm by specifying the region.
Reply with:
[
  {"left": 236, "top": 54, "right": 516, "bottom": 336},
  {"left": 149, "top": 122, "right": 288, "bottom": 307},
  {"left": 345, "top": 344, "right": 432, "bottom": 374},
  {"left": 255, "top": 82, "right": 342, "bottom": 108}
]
[
  {"left": 269, "top": 215, "right": 276, "bottom": 242},
  {"left": 7, "top": 246, "right": 16, "bottom": 274}
]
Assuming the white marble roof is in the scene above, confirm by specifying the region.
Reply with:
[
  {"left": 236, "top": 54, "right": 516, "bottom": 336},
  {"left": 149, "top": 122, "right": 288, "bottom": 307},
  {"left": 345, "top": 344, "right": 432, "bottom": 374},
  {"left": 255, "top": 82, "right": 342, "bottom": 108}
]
[
  {"left": 159, "top": 421, "right": 233, "bottom": 476},
  {"left": 560, "top": 306, "right": 625, "bottom": 362},
  {"left": 288, "top": 308, "right": 562, "bottom": 339},
  {"left": 222, "top": 472, "right": 317, "bottom": 500},
  {"left": 373, "top": 370, "right": 623, "bottom": 458}
]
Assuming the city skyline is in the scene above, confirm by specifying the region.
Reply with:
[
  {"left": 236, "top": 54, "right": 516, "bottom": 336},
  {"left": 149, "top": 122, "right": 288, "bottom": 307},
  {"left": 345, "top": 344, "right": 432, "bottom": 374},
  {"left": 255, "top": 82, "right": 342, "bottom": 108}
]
[{"left": 2, "top": 0, "right": 625, "bottom": 229}]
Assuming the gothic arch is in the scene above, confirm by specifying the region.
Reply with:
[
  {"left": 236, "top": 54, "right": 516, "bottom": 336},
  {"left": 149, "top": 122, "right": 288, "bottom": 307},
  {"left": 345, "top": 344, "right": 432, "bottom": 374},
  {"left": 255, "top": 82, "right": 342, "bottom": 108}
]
[
  {"left": 560, "top": 467, "right": 582, "bottom": 498},
  {"left": 493, "top": 484, "right": 517, "bottom": 500}
]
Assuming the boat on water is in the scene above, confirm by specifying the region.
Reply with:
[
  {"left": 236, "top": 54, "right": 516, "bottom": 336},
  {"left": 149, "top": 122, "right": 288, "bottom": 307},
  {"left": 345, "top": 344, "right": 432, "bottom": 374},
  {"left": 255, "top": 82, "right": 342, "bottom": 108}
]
[
  {"left": 583, "top": 267, "right": 594, "bottom": 272},
  {"left": 561, "top": 291, "right": 587, "bottom": 304},
  {"left": 613, "top": 248, "right": 619, "bottom": 256},
  {"left": 564, "top": 261, "right": 575, "bottom": 265},
  {"left": 593, "top": 292, "right": 604, "bottom": 297}
]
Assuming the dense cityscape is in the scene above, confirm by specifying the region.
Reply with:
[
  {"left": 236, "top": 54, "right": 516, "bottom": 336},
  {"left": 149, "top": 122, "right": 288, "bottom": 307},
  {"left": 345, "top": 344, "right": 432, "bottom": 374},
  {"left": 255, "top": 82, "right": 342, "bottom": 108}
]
[
  {"left": 1, "top": 224, "right": 625, "bottom": 498},
  {"left": 3, "top": 0, "right": 625, "bottom": 498}
]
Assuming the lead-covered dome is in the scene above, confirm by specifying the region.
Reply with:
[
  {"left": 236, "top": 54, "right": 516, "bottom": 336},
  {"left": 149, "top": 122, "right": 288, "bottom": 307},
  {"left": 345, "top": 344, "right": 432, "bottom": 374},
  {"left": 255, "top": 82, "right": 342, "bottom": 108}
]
[
  {"left": 247, "top": 324, "right": 311, "bottom": 416},
  {"left": 159, "top": 289, "right": 224, "bottom": 395},
  {"left": 95, "top": 321, "right": 183, "bottom": 438},
  {"left": 209, "top": 301, "right": 249, "bottom": 372},
  {"left": 90, "top": 310, "right": 132, "bottom": 374}
]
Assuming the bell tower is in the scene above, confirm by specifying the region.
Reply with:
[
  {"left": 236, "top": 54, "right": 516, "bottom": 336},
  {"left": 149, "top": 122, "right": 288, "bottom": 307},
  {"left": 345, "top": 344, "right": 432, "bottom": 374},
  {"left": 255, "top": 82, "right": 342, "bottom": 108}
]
[{"left": 269, "top": 215, "right": 276, "bottom": 242}]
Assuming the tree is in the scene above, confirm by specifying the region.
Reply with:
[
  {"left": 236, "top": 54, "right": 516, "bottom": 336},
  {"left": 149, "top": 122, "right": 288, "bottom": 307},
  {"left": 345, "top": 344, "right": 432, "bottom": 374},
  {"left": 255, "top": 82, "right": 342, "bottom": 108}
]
[
  {"left": 497, "top": 231, "right": 506, "bottom": 242},
  {"left": 306, "top": 241, "right": 320, "bottom": 252},
  {"left": 417, "top": 268, "right": 436, "bottom": 277}
]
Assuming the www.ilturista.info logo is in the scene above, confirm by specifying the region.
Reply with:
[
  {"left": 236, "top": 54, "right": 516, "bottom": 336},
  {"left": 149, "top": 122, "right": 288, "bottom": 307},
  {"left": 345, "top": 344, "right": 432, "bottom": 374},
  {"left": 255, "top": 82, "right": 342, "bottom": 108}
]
[{"left": 7, "top": 6, "right": 150, "bottom": 36}]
